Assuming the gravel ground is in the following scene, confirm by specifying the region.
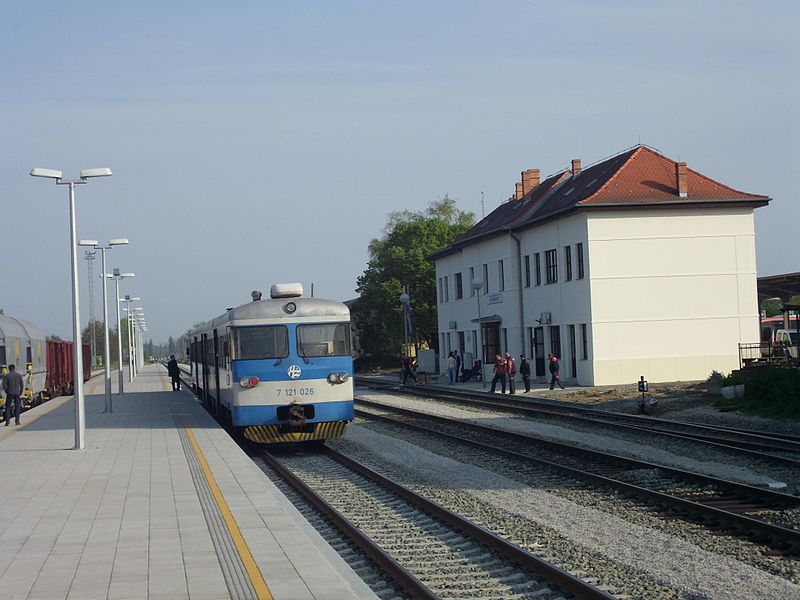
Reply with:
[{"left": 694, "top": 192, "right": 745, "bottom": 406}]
[
  {"left": 548, "top": 382, "right": 800, "bottom": 438},
  {"left": 357, "top": 391, "right": 796, "bottom": 490},
  {"left": 331, "top": 423, "right": 800, "bottom": 600}
]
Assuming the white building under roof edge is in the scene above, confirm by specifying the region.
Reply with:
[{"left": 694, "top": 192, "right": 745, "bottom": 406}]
[{"left": 428, "top": 145, "right": 771, "bottom": 386}]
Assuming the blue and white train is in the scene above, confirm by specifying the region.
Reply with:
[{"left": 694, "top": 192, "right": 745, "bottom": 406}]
[{"left": 188, "top": 283, "right": 354, "bottom": 444}]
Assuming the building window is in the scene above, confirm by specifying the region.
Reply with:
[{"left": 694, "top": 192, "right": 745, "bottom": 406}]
[
  {"left": 534, "top": 253, "right": 541, "bottom": 286},
  {"left": 581, "top": 323, "right": 588, "bottom": 359},
  {"left": 438, "top": 278, "right": 443, "bottom": 303},
  {"left": 498, "top": 260, "right": 505, "bottom": 291},
  {"left": 469, "top": 267, "right": 476, "bottom": 296},
  {"left": 443, "top": 276, "right": 449, "bottom": 302},
  {"left": 565, "top": 246, "right": 572, "bottom": 281},
  {"left": 482, "top": 264, "right": 489, "bottom": 294},
  {"left": 549, "top": 325, "right": 561, "bottom": 359},
  {"left": 577, "top": 243, "right": 584, "bottom": 279},
  {"left": 524, "top": 255, "right": 531, "bottom": 288},
  {"left": 455, "top": 272, "right": 463, "bottom": 300},
  {"left": 545, "top": 249, "right": 558, "bottom": 284}
]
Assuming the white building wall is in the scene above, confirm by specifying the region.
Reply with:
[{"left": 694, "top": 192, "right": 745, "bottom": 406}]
[
  {"left": 517, "top": 214, "right": 592, "bottom": 383},
  {"left": 435, "top": 235, "right": 519, "bottom": 379},
  {"left": 587, "top": 208, "right": 760, "bottom": 385}
]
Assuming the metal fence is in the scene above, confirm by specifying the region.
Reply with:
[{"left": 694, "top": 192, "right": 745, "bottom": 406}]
[{"left": 738, "top": 342, "right": 797, "bottom": 370}]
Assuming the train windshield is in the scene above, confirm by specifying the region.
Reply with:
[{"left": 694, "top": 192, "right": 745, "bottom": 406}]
[
  {"left": 232, "top": 326, "right": 288, "bottom": 360},
  {"left": 297, "top": 323, "right": 351, "bottom": 357}
]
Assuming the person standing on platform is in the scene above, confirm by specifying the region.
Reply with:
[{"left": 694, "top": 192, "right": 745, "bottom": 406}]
[
  {"left": 519, "top": 354, "right": 531, "bottom": 392},
  {"left": 454, "top": 350, "right": 462, "bottom": 381},
  {"left": 446, "top": 352, "right": 457, "bottom": 384},
  {"left": 548, "top": 353, "right": 565, "bottom": 389},
  {"left": 2, "top": 364, "right": 24, "bottom": 426},
  {"left": 167, "top": 355, "right": 181, "bottom": 391},
  {"left": 402, "top": 354, "right": 417, "bottom": 384},
  {"left": 490, "top": 354, "right": 507, "bottom": 394},
  {"left": 505, "top": 352, "right": 516, "bottom": 394}
]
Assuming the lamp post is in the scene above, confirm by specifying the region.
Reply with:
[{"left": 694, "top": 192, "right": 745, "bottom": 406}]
[
  {"left": 110, "top": 273, "right": 135, "bottom": 393},
  {"left": 80, "top": 239, "right": 128, "bottom": 413},
  {"left": 123, "top": 305, "right": 143, "bottom": 379},
  {"left": 399, "top": 291, "right": 411, "bottom": 360},
  {"left": 470, "top": 277, "right": 485, "bottom": 388},
  {"left": 31, "top": 167, "right": 112, "bottom": 450}
]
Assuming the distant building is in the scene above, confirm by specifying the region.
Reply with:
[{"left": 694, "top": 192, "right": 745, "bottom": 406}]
[{"left": 429, "top": 145, "right": 770, "bottom": 386}]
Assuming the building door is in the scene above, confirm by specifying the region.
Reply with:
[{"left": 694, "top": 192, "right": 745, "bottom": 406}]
[{"left": 534, "top": 326, "right": 545, "bottom": 377}]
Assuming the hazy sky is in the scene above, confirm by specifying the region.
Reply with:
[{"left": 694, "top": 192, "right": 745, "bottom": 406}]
[{"left": 2, "top": 1, "right": 798, "bottom": 344}]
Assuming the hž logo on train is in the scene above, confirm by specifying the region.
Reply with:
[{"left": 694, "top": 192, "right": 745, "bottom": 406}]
[{"left": 287, "top": 365, "right": 302, "bottom": 379}]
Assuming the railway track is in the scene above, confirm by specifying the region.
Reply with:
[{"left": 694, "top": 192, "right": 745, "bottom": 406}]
[
  {"left": 355, "top": 396, "right": 800, "bottom": 556},
  {"left": 258, "top": 446, "right": 616, "bottom": 600},
  {"left": 355, "top": 378, "right": 800, "bottom": 466}
]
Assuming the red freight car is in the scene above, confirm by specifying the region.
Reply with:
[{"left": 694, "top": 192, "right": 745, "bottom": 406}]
[{"left": 44, "top": 340, "right": 91, "bottom": 399}]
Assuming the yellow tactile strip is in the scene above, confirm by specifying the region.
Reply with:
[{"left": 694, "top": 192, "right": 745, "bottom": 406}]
[{"left": 173, "top": 408, "right": 273, "bottom": 600}]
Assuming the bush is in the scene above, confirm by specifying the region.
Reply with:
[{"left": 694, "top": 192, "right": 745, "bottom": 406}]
[
  {"left": 721, "top": 371, "right": 745, "bottom": 386},
  {"left": 739, "top": 368, "right": 800, "bottom": 419}
]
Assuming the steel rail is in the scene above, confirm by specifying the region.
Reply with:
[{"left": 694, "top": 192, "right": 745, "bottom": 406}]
[
  {"left": 355, "top": 398, "right": 800, "bottom": 554},
  {"left": 356, "top": 379, "right": 800, "bottom": 466},
  {"left": 322, "top": 447, "right": 617, "bottom": 600},
  {"left": 260, "top": 450, "right": 440, "bottom": 600}
]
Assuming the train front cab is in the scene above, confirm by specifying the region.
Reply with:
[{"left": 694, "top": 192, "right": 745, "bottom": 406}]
[{"left": 231, "top": 320, "right": 353, "bottom": 444}]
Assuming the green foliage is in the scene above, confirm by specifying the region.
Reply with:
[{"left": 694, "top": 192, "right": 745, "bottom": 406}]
[
  {"left": 721, "top": 371, "right": 745, "bottom": 386},
  {"left": 715, "top": 368, "right": 800, "bottom": 419},
  {"left": 353, "top": 196, "right": 474, "bottom": 363},
  {"left": 762, "top": 295, "right": 800, "bottom": 318},
  {"left": 742, "top": 368, "right": 800, "bottom": 418}
]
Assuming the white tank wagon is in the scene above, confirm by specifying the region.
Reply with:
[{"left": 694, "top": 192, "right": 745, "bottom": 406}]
[{"left": 0, "top": 315, "right": 47, "bottom": 404}]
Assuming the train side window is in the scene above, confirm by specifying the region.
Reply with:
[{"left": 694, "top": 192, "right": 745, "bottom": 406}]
[
  {"left": 26, "top": 347, "right": 32, "bottom": 364},
  {"left": 297, "top": 323, "right": 351, "bottom": 357},
  {"left": 232, "top": 326, "right": 288, "bottom": 360},
  {"left": 0, "top": 345, "right": 5, "bottom": 366}
]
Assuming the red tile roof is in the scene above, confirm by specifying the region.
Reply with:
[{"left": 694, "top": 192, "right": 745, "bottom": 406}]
[{"left": 430, "top": 145, "right": 770, "bottom": 260}]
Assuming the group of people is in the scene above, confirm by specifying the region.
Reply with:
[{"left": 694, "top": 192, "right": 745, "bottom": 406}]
[
  {"left": 489, "top": 352, "right": 564, "bottom": 394},
  {"left": 427, "top": 349, "right": 566, "bottom": 392}
]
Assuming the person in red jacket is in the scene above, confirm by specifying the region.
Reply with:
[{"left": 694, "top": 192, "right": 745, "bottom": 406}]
[
  {"left": 490, "top": 354, "right": 507, "bottom": 394},
  {"left": 505, "top": 352, "right": 516, "bottom": 394}
]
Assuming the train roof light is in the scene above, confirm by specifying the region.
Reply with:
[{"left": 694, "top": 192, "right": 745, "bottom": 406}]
[{"left": 270, "top": 283, "right": 303, "bottom": 299}]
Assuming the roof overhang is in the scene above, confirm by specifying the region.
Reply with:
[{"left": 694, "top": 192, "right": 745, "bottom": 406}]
[{"left": 758, "top": 272, "right": 800, "bottom": 302}]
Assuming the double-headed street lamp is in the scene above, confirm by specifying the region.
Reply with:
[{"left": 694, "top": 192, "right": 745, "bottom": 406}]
[
  {"left": 31, "top": 167, "right": 112, "bottom": 451},
  {"left": 79, "top": 239, "right": 128, "bottom": 414},
  {"left": 122, "top": 303, "right": 143, "bottom": 380},
  {"left": 108, "top": 273, "right": 135, "bottom": 394}
]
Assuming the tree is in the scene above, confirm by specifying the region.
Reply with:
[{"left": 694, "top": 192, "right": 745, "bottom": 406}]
[
  {"left": 762, "top": 296, "right": 800, "bottom": 318},
  {"left": 353, "top": 196, "right": 474, "bottom": 364},
  {"left": 81, "top": 320, "right": 120, "bottom": 366}
]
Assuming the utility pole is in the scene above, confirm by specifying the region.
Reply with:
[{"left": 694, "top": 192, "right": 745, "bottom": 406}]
[{"left": 84, "top": 250, "right": 97, "bottom": 366}]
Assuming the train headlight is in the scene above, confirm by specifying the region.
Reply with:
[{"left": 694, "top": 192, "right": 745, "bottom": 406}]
[
  {"left": 327, "top": 372, "right": 349, "bottom": 384},
  {"left": 284, "top": 302, "right": 297, "bottom": 314},
  {"left": 338, "top": 372, "right": 349, "bottom": 382},
  {"left": 240, "top": 376, "right": 259, "bottom": 388}
]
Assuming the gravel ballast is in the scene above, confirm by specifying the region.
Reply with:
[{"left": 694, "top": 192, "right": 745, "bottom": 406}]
[{"left": 332, "top": 423, "right": 800, "bottom": 600}]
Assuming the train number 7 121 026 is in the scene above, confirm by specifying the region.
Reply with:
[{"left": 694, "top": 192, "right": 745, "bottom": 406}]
[{"left": 276, "top": 388, "right": 315, "bottom": 398}]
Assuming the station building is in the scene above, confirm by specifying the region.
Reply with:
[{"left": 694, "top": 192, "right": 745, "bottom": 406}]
[{"left": 429, "top": 145, "right": 771, "bottom": 386}]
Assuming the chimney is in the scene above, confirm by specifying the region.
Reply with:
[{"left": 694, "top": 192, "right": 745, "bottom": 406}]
[
  {"left": 521, "top": 169, "right": 540, "bottom": 195},
  {"left": 675, "top": 162, "right": 688, "bottom": 197},
  {"left": 515, "top": 182, "right": 523, "bottom": 200},
  {"left": 571, "top": 159, "right": 582, "bottom": 175}
]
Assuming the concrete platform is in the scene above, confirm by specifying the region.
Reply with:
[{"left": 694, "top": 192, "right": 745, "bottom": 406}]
[{"left": 0, "top": 364, "right": 378, "bottom": 600}]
